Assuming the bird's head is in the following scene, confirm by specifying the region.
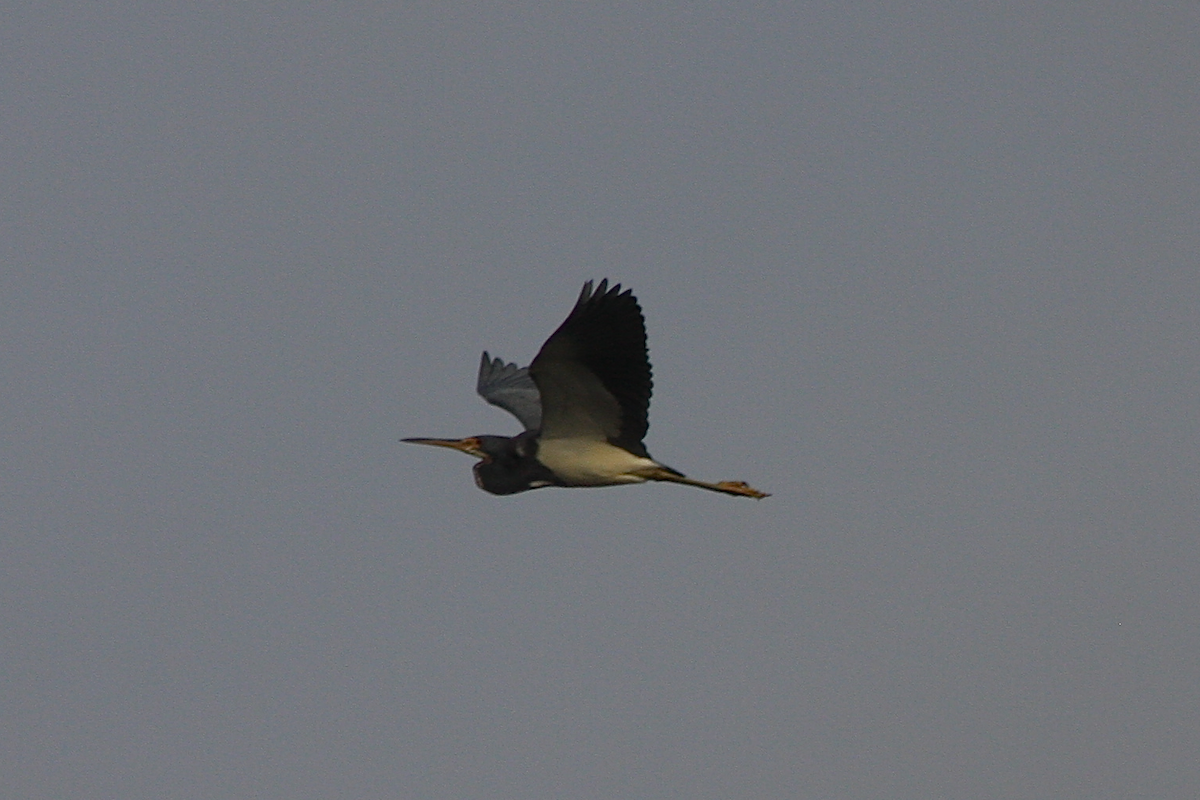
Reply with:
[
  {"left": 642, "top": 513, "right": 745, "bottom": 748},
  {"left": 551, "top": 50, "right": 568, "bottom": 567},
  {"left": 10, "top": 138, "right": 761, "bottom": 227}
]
[{"left": 402, "top": 433, "right": 557, "bottom": 495}]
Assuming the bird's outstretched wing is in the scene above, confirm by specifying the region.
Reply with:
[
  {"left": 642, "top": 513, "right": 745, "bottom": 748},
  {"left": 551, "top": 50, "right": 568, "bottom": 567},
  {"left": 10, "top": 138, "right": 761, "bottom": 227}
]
[
  {"left": 529, "top": 280, "right": 652, "bottom": 455},
  {"left": 476, "top": 351, "right": 542, "bottom": 431}
]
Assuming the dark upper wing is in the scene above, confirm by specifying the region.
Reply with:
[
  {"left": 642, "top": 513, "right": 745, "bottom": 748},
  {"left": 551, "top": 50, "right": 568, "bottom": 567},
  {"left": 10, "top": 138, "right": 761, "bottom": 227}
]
[
  {"left": 528, "top": 280, "right": 652, "bottom": 453},
  {"left": 476, "top": 351, "right": 542, "bottom": 431}
]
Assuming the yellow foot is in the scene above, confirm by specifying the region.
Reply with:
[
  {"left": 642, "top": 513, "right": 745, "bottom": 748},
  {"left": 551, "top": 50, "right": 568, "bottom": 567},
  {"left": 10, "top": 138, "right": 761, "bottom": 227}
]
[{"left": 716, "top": 481, "right": 771, "bottom": 499}]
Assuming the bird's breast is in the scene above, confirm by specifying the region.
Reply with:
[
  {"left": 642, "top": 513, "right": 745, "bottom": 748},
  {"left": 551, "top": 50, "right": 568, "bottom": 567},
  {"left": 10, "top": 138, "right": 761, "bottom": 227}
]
[{"left": 535, "top": 438, "right": 660, "bottom": 487}]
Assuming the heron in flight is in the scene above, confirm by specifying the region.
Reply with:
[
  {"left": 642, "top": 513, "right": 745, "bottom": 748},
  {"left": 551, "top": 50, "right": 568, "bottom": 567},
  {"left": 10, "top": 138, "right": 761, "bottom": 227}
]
[{"left": 404, "top": 280, "right": 769, "bottom": 499}]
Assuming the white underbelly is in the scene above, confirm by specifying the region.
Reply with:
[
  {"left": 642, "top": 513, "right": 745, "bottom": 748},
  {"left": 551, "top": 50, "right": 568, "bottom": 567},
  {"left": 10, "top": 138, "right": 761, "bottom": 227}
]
[{"left": 536, "top": 438, "right": 659, "bottom": 486}]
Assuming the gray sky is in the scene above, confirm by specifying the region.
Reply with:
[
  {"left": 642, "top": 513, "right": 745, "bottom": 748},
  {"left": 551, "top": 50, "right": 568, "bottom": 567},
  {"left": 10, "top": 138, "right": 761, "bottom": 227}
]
[{"left": 3, "top": 4, "right": 1198, "bottom": 799}]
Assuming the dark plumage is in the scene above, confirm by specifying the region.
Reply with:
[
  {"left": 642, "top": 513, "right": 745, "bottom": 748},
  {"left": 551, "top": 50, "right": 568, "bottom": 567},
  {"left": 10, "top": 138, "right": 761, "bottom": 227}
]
[{"left": 531, "top": 280, "right": 652, "bottom": 455}]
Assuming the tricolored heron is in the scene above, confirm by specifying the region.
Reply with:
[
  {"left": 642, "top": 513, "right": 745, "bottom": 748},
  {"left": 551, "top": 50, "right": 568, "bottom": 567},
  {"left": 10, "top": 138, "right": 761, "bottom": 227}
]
[{"left": 404, "top": 280, "right": 769, "bottom": 499}]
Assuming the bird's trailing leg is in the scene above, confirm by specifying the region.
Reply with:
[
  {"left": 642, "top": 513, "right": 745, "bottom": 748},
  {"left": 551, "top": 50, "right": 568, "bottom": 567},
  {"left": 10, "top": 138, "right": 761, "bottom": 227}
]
[{"left": 637, "top": 466, "right": 770, "bottom": 499}]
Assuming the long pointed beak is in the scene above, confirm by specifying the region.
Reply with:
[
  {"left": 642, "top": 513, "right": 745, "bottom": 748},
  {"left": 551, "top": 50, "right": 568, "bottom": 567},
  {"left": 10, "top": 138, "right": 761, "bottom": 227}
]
[{"left": 401, "top": 436, "right": 485, "bottom": 459}]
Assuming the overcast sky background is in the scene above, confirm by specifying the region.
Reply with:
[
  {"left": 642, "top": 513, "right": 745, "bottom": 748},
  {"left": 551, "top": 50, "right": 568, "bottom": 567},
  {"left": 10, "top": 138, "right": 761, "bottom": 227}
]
[{"left": 3, "top": 4, "right": 1198, "bottom": 799}]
